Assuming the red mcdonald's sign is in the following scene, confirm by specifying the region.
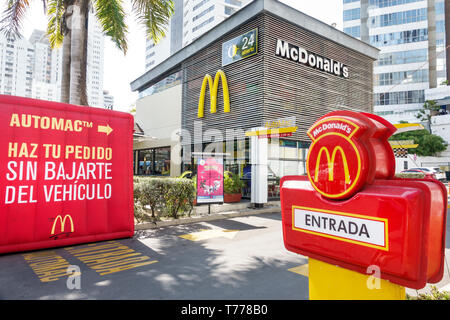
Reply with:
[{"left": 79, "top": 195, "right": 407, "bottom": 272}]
[
  {"left": 281, "top": 111, "right": 447, "bottom": 290},
  {"left": 0, "top": 95, "right": 134, "bottom": 254}
]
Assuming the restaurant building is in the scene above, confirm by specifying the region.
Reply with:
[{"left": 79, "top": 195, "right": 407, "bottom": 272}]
[{"left": 130, "top": 0, "right": 379, "bottom": 200}]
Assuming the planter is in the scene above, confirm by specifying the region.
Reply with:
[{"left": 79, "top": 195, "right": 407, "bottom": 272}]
[{"left": 224, "top": 193, "right": 242, "bottom": 203}]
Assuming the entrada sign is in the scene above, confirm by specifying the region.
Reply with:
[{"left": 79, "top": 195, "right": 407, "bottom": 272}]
[
  {"left": 197, "top": 70, "right": 230, "bottom": 118},
  {"left": 280, "top": 111, "right": 447, "bottom": 290},
  {"left": 276, "top": 39, "right": 349, "bottom": 79}
]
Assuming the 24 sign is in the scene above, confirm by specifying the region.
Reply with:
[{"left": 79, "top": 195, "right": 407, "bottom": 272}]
[{"left": 222, "top": 29, "right": 258, "bottom": 66}]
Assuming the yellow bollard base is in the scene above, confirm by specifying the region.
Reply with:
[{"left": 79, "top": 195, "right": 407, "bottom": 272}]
[{"left": 308, "top": 258, "right": 406, "bottom": 300}]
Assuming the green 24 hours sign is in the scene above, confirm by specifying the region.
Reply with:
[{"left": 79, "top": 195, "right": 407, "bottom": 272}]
[{"left": 222, "top": 29, "right": 258, "bottom": 67}]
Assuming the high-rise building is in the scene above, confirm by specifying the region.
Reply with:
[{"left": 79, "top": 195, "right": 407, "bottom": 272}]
[
  {"left": 0, "top": 35, "right": 35, "bottom": 98},
  {"left": 103, "top": 90, "right": 114, "bottom": 110},
  {"left": 145, "top": 0, "right": 253, "bottom": 71},
  {"left": 86, "top": 10, "right": 105, "bottom": 108},
  {"left": 0, "top": 9, "right": 107, "bottom": 108},
  {"left": 343, "top": 0, "right": 448, "bottom": 124}
]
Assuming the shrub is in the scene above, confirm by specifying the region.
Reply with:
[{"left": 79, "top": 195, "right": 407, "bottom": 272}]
[
  {"left": 224, "top": 171, "right": 244, "bottom": 194},
  {"left": 395, "top": 172, "right": 425, "bottom": 179},
  {"left": 133, "top": 176, "right": 195, "bottom": 221},
  {"left": 163, "top": 178, "right": 196, "bottom": 219}
]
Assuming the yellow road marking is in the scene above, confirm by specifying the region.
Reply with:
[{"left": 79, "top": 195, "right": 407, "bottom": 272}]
[
  {"left": 23, "top": 251, "right": 74, "bottom": 282},
  {"left": 179, "top": 229, "right": 239, "bottom": 242},
  {"left": 66, "top": 241, "right": 157, "bottom": 276},
  {"left": 288, "top": 264, "right": 309, "bottom": 277}
]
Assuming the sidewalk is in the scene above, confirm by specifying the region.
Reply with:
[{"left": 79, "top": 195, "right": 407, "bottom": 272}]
[{"left": 135, "top": 200, "right": 281, "bottom": 230}]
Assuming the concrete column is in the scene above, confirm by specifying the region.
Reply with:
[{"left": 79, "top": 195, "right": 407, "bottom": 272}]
[
  {"left": 360, "top": 0, "right": 370, "bottom": 44},
  {"left": 250, "top": 128, "right": 268, "bottom": 207},
  {"left": 446, "top": 0, "right": 450, "bottom": 84},
  {"left": 428, "top": 0, "right": 437, "bottom": 88}
]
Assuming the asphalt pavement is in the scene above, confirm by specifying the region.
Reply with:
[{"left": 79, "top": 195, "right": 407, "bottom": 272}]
[
  {"left": 0, "top": 210, "right": 449, "bottom": 300},
  {"left": 0, "top": 212, "right": 309, "bottom": 300}
]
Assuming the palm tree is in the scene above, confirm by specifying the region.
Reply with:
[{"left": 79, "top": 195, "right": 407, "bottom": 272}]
[{"left": 1, "top": 0, "right": 174, "bottom": 106}]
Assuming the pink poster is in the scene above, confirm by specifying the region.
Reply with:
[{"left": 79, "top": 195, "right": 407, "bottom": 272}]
[{"left": 196, "top": 158, "right": 224, "bottom": 204}]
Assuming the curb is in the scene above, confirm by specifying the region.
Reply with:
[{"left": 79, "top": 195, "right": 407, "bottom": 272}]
[{"left": 135, "top": 206, "right": 281, "bottom": 230}]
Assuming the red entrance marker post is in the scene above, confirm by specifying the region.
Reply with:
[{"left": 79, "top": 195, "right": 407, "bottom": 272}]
[{"left": 281, "top": 111, "right": 447, "bottom": 299}]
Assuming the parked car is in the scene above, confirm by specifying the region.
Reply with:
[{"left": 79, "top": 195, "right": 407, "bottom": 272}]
[
  {"left": 400, "top": 169, "right": 437, "bottom": 180},
  {"left": 408, "top": 167, "right": 446, "bottom": 182}
]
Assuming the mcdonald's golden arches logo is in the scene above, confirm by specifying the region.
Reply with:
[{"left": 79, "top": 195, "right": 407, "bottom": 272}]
[
  {"left": 306, "top": 117, "right": 363, "bottom": 199},
  {"left": 198, "top": 70, "right": 230, "bottom": 118},
  {"left": 314, "top": 146, "right": 350, "bottom": 185},
  {"left": 51, "top": 214, "right": 74, "bottom": 237}
]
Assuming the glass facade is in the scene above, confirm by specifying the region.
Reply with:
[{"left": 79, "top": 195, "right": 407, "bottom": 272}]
[
  {"left": 344, "top": 26, "right": 361, "bottom": 38},
  {"left": 181, "top": 139, "right": 310, "bottom": 200},
  {"left": 368, "top": 0, "right": 424, "bottom": 8},
  {"left": 135, "top": 147, "right": 171, "bottom": 176},
  {"left": 370, "top": 28, "right": 428, "bottom": 47},
  {"left": 374, "top": 89, "right": 425, "bottom": 106},
  {"left": 343, "top": 8, "right": 361, "bottom": 21},
  {"left": 375, "top": 48, "right": 428, "bottom": 66},
  {"left": 375, "top": 69, "right": 428, "bottom": 86},
  {"left": 370, "top": 8, "right": 427, "bottom": 28}
]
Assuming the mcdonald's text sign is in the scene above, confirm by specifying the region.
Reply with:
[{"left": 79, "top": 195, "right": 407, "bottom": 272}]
[{"left": 0, "top": 95, "right": 134, "bottom": 254}]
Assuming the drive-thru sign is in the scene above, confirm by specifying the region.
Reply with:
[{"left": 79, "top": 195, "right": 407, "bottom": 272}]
[
  {"left": 281, "top": 111, "right": 447, "bottom": 297},
  {"left": 0, "top": 95, "right": 134, "bottom": 254}
]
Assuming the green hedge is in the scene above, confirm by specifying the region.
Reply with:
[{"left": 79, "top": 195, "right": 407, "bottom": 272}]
[
  {"left": 134, "top": 176, "right": 195, "bottom": 221},
  {"left": 395, "top": 172, "right": 426, "bottom": 179}
]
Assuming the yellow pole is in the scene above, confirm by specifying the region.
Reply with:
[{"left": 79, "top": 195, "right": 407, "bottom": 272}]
[{"left": 308, "top": 258, "right": 406, "bottom": 300}]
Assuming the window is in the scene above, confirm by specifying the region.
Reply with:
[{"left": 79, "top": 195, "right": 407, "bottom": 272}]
[
  {"left": 344, "top": 26, "right": 361, "bottom": 38},
  {"left": 136, "top": 147, "right": 171, "bottom": 176},
  {"left": 193, "top": 16, "right": 214, "bottom": 32},
  {"left": 193, "top": 0, "right": 211, "bottom": 11},
  {"left": 224, "top": 6, "right": 237, "bottom": 15},
  {"left": 370, "top": 28, "right": 428, "bottom": 47},
  {"left": 372, "top": 8, "right": 427, "bottom": 28},
  {"left": 375, "top": 69, "right": 428, "bottom": 86},
  {"left": 343, "top": 8, "right": 360, "bottom": 21},
  {"left": 374, "top": 90, "right": 425, "bottom": 105},
  {"left": 375, "top": 48, "right": 428, "bottom": 66},
  {"left": 369, "top": 0, "right": 423, "bottom": 8},
  {"left": 193, "top": 5, "right": 214, "bottom": 21},
  {"left": 343, "top": 0, "right": 359, "bottom": 3},
  {"left": 436, "top": 2, "right": 445, "bottom": 15}
]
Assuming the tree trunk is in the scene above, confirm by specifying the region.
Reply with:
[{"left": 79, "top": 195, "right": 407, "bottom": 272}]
[
  {"left": 69, "top": 0, "right": 89, "bottom": 106},
  {"left": 61, "top": 8, "right": 71, "bottom": 104}
]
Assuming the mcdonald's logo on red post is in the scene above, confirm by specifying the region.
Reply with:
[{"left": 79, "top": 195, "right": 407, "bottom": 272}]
[{"left": 306, "top": 117, "right": 367, "bottom": 199}]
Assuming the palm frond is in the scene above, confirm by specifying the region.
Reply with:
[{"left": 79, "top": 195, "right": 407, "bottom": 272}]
[
  {"left": 46, "top": 0, "right": 65, "bottom": 48},
  {"left": 0, "top": 0, "right": 32, "bottom": 39},
  {"left": 94, "top": 0, "right": 128, "bottom": 54},
  {"left": 131, "top": 0, "right": 174, "bottom": 44}
]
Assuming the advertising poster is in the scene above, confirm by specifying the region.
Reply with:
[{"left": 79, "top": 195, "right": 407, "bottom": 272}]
[
  {"left": 196, "top": 158, "right": 224, "bottom": 204},
  {"left": 0, "top": 95, "right": 134, "bottom": 254}
]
